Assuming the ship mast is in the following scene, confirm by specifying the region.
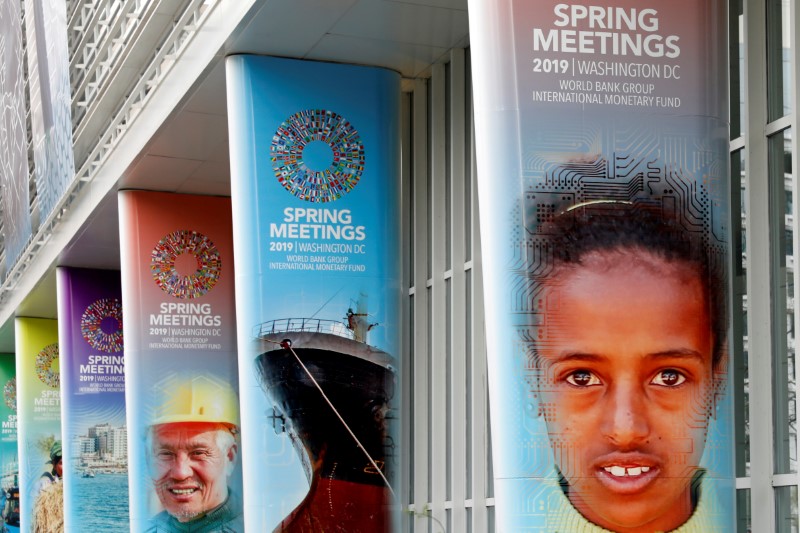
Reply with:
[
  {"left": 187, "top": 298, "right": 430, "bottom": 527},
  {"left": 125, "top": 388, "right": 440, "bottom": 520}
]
[{"left": 346, "top": 293, "right": 376, "bottom": 343}]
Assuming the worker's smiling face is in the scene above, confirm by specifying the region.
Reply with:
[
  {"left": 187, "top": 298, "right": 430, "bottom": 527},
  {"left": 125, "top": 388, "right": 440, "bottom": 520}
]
[
  {"left": 536, "top": 250, "right": 717, "bottom": 532},
  {"left": 150, "top": 422, "right": 237, "bottom": 522}
]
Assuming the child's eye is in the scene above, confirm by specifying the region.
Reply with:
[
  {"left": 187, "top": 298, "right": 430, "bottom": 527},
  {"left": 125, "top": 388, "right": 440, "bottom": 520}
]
[
  {"left": 565, "top": 370, "right": 601, "bottom": 387},
  {"left": 651, "top": 369, "right": 686, "bottom": 387}
]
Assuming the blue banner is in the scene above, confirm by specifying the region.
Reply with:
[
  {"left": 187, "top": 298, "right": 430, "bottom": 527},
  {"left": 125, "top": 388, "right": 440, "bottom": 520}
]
[
  {"left": 226, "top": 55, "right": 402, "bottom": 532},
  {"left": 468, "top": 0, "right": 733, "bottom": 531}
]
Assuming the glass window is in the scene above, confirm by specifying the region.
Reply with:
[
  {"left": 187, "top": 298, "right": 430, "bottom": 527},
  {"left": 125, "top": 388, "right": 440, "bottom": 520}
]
[
  {"left": 769, "top": 129, "right": 796, "bottom": 475},
  {"left": 737, "top": 488, "right": 751, "bottom": 533},
  {"left": 730, "top": 0, "right": 744, "bottom": 138},
  {"left": 766, "top": 0, "right": 792, "bottom": 121},
  {"left": 732, "top": 149, "right": 750, "bottom": 478},
  {"left": 775, "top": 485, "right": 798, "bottom": 533}
]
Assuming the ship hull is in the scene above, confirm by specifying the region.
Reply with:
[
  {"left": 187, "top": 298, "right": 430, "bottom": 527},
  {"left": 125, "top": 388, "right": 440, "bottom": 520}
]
[{"left": 255, "top": 332, "right": 395, "bottom": 532}]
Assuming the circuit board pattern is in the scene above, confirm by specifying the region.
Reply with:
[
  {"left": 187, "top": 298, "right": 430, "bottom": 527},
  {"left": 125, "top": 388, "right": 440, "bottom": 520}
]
[{"left": 503, "top": 120, "right": 731, "bottom": 527}]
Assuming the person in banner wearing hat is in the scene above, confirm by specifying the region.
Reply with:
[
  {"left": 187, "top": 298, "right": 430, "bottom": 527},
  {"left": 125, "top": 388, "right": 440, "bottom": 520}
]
[
  {"left": 36, "top": 441, "right": 62, "bottom": 489},
  {"left": 31, "top": 440, "right": 64, "bottom": 532},
  {"left": 146, "top": 375, "right": 243, "bottom": 533}
]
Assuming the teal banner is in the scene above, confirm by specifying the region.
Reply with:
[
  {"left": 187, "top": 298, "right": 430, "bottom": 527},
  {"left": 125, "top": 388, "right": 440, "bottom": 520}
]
[{"left": 0, "top": 353, "right": 18, "bottom": 530}]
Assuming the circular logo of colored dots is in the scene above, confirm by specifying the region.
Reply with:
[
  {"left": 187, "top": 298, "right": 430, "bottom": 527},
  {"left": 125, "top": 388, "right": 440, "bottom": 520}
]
[
  {"left": 81, "top": 298, "right": 124, "bottom": 353},
  {"left": 271, "top": 109, "right": 365, "bottom": 203},
  {"left": 35, "top": 343, "right": 59, "bottom": 388},
  {"left": 151, "top": 230, "right": 222, "bottom": 299},
  {"left": 3, "top": 378, "right": 15, "bottom": 412}
]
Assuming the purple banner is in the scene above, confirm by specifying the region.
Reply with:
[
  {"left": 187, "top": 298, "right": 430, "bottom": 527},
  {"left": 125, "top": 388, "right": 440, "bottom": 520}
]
[{"left": 57, "top": 267, "right": 127, "bottom": 532}]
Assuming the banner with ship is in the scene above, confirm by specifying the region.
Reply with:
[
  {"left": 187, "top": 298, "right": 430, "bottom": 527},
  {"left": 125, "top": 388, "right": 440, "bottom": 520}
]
[
  {"left": 15, "top": 318, "right": 60, "bottom": 533},
  {"left": 57, "top": 267, "right": 128, "bottom": 531},
  {"left": 118, "top": 191, "right": 243, "bottom": 532},
  {"left": 468, "top": 0, "right": 734, "bottom": 530},
  {"left": 226, "top": 55, "right": 402, "bottom": 532}
]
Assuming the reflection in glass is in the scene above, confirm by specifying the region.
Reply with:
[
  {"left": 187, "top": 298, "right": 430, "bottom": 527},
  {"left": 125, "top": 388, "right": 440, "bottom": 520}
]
[
  {"left": 730, "top": 0, "right": 743, "bottom": 138},
  {"left": 775, "top": 485, "right": 798, "bottom": 533},
  {"left": 769, "top": 129, "right": 796, "bottom": 475},
  {"left": 736, "top": 488, "right": 751, "bottom": 533},
  {"left": 766, "top": 0, "right": 792, "bottom": 121},
  {"left": 732, "top": 149, "right": 750, "bottom": 478}
]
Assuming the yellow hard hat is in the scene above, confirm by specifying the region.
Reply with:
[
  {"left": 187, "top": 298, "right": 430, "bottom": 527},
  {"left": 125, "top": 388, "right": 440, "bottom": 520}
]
[{"left": 152, "top": 374, "right": 240, "bottom": 429}]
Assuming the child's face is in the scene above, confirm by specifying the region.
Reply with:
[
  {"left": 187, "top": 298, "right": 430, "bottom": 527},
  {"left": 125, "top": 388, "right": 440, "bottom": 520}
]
[{"left": 537, "top": 251, "right": 715, "bottom": 532}]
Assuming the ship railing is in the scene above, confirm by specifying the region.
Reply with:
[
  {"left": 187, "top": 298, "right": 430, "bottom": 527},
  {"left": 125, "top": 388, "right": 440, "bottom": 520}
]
[{"left": 253, "top": 318, "right": 355, "bottom": 340}]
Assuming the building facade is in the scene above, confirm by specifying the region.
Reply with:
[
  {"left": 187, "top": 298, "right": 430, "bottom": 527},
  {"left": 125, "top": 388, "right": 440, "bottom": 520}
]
[{"left": 0, "top": 0, "right": 792, "bottom": 531}]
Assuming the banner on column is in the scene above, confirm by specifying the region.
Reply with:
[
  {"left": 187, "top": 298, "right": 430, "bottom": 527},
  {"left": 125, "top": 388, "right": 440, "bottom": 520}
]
[
  {"left": 0, "top": 353, "right": 18, "bottom": 509},
  {"left": 57, "top": 267, "right": 127, "bottom": 532},
  {"left": 16, "top": 317, "right": 60, "bottom": 533},
  {"left": 226, "top": 55, "right": 402, "bottom": 532},
  {"left": 118, "top": 191, "right": 242, "bottom": 532},
  {"left": 468, "top": 1, "right": 732, "bottom": 531}
]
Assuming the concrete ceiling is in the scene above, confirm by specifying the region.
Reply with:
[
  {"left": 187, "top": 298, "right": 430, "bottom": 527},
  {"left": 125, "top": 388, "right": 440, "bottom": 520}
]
[{"left": 2, "top": 0, "right": 469, "bottom": 350}]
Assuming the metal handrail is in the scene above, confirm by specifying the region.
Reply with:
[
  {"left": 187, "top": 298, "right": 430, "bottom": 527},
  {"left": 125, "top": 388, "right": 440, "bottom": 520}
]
[{"left": 253, "top": 318, "right": 354, "bottom": 341}]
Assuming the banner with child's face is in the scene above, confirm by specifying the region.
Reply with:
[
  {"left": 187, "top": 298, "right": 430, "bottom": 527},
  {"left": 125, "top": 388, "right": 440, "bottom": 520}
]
[{"left": 467, "top": 1, "right": 733, "bottom": 530}]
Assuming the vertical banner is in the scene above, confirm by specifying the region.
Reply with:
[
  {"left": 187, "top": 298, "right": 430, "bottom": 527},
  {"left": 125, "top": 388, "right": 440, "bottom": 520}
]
[
  {"left": 0, "top": 353, "right": 18, "bottom": 531},
  {"left": 226, "top": 55, "right": 401, "bottom": 532},
  {"left": 24, "top": 0, "right": 74, "bottom": 223},
  {"left": 468, "top": 1, "right": 733, "bottom": 531},
  {"left": 0, "top": 0, "right": 32, "bottom": 274},
  {"left": 118, "top": 191, "right": 242, "bottom": 532},
  {"left": 15, "top": 318, "right": 61, "bottom": 533},
  {"left": 57, "top": 267, "right": 128, "bottom": 532}
]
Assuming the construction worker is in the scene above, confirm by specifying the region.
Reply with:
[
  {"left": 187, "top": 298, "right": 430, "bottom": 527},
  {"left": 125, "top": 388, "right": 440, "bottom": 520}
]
[{"left": 145, "top": 375, "right": 242, "bottom": 532}]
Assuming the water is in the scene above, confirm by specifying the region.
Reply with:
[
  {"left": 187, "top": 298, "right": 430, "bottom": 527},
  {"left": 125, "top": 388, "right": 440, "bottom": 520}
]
[{"left": 72, "top": 473, "right": 129, "bottom": 531}]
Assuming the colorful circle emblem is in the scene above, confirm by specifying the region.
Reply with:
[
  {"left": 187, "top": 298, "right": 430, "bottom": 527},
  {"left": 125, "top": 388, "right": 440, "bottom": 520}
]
[
  {"left": 81, "top": 298, "right": 123, "bottom": 353},
  {"left": 151, "top": 230, "right": 221, "bottom": 299},
  {"left": 271, "top": 109, "right": 365, "bottom": 202},
  {"left": 3, "top": 378, "right": 15, "bottom": 412},
  {"left": 36, "top": 343, "right": 59, "bottom": 388}
]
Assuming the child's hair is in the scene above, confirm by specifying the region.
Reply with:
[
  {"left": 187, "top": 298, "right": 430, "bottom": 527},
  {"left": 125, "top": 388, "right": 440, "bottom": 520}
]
[{"left": 534, "top": 201, "right": 727, "bottom": 370}]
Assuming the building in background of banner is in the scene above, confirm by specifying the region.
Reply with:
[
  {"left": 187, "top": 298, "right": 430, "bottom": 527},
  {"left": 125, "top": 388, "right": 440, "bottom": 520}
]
[
  {"left": 467, "top": 0, "right": 733, "bottom": 530},
  {"left": 57, "top": 267, "right": 127, "bottom": 532},
  {"left": 118, "top": 190, "right": 242, "bottom": 532},
  {"left": 15, "top": 317, "right": 61, "bottom": 533},
  {"left": 226, "top": 55, "right": 402, "bottom": 532}
]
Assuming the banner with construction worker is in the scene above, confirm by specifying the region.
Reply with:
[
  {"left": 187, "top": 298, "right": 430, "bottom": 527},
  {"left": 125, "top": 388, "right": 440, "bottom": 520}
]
[
  {"left": 467, "top": 0, "right": 734, "bottom": 530},
  {"left": 15, "top": 318, "right": 61, "bottom": 533},
  {"left": 226, "top": 55, "right": 402, "bottom": 532},
  {"left": 56, "top": 267, "right": 128, "bottom": 531},
  {"left": 118, "top": 191, "right": 243, "bottom": 532},
  {"left": 0, "top": 353, "right": 18, "bottom": 531}
]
